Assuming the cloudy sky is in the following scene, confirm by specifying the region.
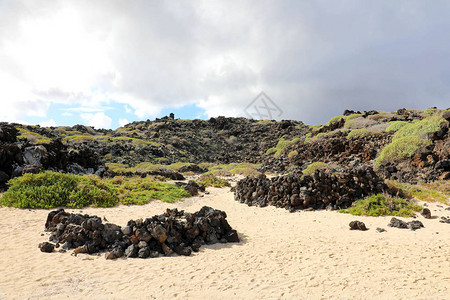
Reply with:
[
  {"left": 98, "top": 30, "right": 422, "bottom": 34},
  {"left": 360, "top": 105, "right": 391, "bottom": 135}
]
[{"left": 1, "top": 0, "right": 449, "bottom": 129}]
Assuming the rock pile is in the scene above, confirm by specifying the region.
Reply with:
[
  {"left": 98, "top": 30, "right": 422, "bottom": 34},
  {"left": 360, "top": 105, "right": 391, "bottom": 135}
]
[
  {"left": 40, "top": 206, "right": 239, "bottom": 259},
  {"left": 233, "top": 166, "right": 386, "bottom": 212}
]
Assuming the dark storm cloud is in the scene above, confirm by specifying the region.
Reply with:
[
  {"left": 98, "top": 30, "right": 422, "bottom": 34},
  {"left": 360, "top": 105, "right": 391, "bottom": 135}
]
[{"left": 1, "top": 0, "right": 449, "bottom": 124}]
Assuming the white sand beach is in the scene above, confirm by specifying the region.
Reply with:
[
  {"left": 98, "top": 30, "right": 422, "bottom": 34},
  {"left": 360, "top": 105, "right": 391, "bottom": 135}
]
[{"left": 0, "top": 187, "right": 449, "bottom": 299}]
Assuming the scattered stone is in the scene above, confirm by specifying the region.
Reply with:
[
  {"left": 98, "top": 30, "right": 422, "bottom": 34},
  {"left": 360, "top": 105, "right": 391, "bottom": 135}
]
[
  {"left": 349, "top": 220, "right": 367, "bottom": 231},
  {"left": 376, "top": 227, "right": 386, "bottom": 233},
  {"left": 421, "top": 208, "right": 432, "bottom": 219},
  {"left": 408, "top": 220, "right": 424, "bottom": 231},
  {"left": 38, "top": 242, "right": 55, "bottom": 253},
  {"left": 440, "top": 216, "right": 450, "bottom": 224},
  {"left": 388, "top": 217, "right": 408, "bottom": 229},
  {"left": 388, "top": 217, "right": 424, "bottom": 230}
]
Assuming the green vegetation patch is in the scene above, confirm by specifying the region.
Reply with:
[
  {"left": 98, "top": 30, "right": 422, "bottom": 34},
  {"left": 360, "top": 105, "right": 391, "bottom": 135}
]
[
  {"left": 201, "top": 162, "right": 261, "bottom": 177},
  {"left": 375, "top": 136, "right": 431, "bottom": 167},
  {"left": 0, "top": 171, "right": 118, "bottom": 209},
  {"left": 107, "top": 176, "right": 190, "bottom": 205},
  {"left": 17, "top": 128, "right": 52, "bottom": 144},
  {"left": 328, "top": 115, "right": 346, "bottom": 126},
  {"left": 302, "top": 162, "right": 328, "bottom": 176},
  {"left": 385, "top": 121, "right": 410, "bottom": 133},
  {"left": 266, "top": 136, "right": 301, "bottom": 158},
  {"left": 347, "top": 128, "right": 379, "bottom": 139},
  {"left": 387, "top": 180, "right": 449, "bottom": 205},
  {"left": 288, "top": 150, "right": 298, "bottom": 159},
  {"left": 198, "top": 174, "right": 231, "bottom": 188},
  {"left": 343, "top": 114, "right": 363, "bottom": 129},
  {"left": 393, "top": 116, "right": 447, "bottom": 140},
  {"left": 339, "top": 194, "right": 422, "bottom": 217}
]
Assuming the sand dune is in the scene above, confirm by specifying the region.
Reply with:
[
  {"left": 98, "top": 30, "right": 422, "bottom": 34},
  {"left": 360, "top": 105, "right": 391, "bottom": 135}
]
[{"left": 0, "top": 187, "right": 449, "bottom": 299}]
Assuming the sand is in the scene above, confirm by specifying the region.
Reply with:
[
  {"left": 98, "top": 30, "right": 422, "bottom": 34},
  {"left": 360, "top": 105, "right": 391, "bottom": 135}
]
[{"left": 0, "top": 187, "right": 449, "bottom": 300}]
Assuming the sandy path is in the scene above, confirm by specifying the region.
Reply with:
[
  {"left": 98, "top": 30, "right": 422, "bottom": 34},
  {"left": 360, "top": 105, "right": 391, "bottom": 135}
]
[{"left": 0, "top": 188, "right": 449, "bottom": 299}]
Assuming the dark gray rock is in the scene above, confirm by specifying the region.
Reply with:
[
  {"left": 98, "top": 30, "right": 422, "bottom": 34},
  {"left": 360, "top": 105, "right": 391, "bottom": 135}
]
[
  {"left": 349, "top": 220, "right": 368, "bottom": 231},
  {"left": 38, "top": 242, "right": 55, "bottom": 253},
  {"left": 421, "top": 208, "right": 432, "bottom": 219}
]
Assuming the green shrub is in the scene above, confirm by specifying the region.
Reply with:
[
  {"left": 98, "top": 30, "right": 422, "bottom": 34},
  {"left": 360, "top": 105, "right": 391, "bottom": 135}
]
[
  {"left": 328, "top": 115, "right": 346, "bottom": 126},
  {"left": 393, "top": 116, "right": 447, "bottom": 140},
  {"left": 199, "top": 174, "right": 231, "bottom": 188},
  {"left": 266, "top": 136, "right": 301, "bottom": 158},
  {"left": 347, "top": 128, "right": 378, "bottom": 139},
  {"left": 339, "top": 194, "right": 422, "bottom": 217},
  {"left": 265, "top": 147, "right": 277, "bottom": 155},
  {"left": 423, "top": 107, "right": 438, "bottom": 115},
  {"left": 0, "top": 171, "right": 118, "bottom": 209},
  {"left": 304, "top": 132, "right": 312, "bottom": 143},
  {"left": 310, "top": 124, "right": 323, "bottom": 131},
  {"left": 375, "top": 136, "right": 431, "bottom": 167},
  {"left": 302, "top": 162, "right": 328, "bottom": 176},
  {"left": 385, "top": 121, "right": 409, "bottom": 133},
  {"left": 288, "top": 150, "right": 298, "bottom": 159},
  {"left": 343, "top": 114, "right": 363, "bottom": 129}
]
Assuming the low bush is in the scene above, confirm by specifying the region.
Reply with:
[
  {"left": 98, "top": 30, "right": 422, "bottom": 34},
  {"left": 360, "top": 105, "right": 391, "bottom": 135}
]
[
  {"left": 266, "top": 136, "right": 300, "bottom": 158},
  {"left": 347, "top": 128, "right": 378, "bottom": 139},
  {"left": 302, "top": 162, "right": 328, "bottom": 176},
  {"left": 344, "top": 115, "right": 376, "bottom": 129},
  {"left": 385, "top": 121, "right": 409, "bottom": 133},
  {"left": 339, "top": 193, "right": 422, "bottom": 217},
  {"left": 393, "top": 116, "right": 447, "bottom": 140},
  {"left": 0, "top": 171, "right": 118, "bottom": 209},
  {"left": 328, "top": 115, "right": 346, "bottom": 126},
  {"left": 375, "top": 136, "right": 431, "bottom": 167},
  {"left": 288, "top": 150, "right": 298, "bottom": 159}
]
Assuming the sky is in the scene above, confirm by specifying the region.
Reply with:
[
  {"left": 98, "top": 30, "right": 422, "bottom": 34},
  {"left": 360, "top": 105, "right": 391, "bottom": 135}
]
[{"left": 1, "top": 0, "right": 449, "bottom": 129}]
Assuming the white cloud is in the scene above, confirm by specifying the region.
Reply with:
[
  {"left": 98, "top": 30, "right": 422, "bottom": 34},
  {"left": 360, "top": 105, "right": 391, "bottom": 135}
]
[
  {"left": 118, "top": 118, "right": 129, "bottom": 127},
  {"left": 124, "top": 105, "right": 132, "bottom": 114},
  {"left": 81, "top": 112, "right": 112, "bottom": 129},
  {"left": 38, "top": 119, "right": 56, "bottom": 127}
]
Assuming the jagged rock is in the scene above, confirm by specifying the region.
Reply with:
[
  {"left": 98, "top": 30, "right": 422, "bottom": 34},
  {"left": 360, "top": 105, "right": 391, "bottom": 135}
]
[
  {"left": 349, "top": 220, "right": 367, "bottom": 231},
  {"left": 38, "top": 242, "right": 55, "bottom": 253},
  {"left": 376, "top": 227, "right": 386, "bottom": 233},
  {"left": 388, "top": 217, "right": 408, "bottom": 229},
  {"left": 408, "top": 220, "right": 424, "bottom": 231},
  {"left": 125, "top": 244, "right": 139, "bottom": 258}
]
